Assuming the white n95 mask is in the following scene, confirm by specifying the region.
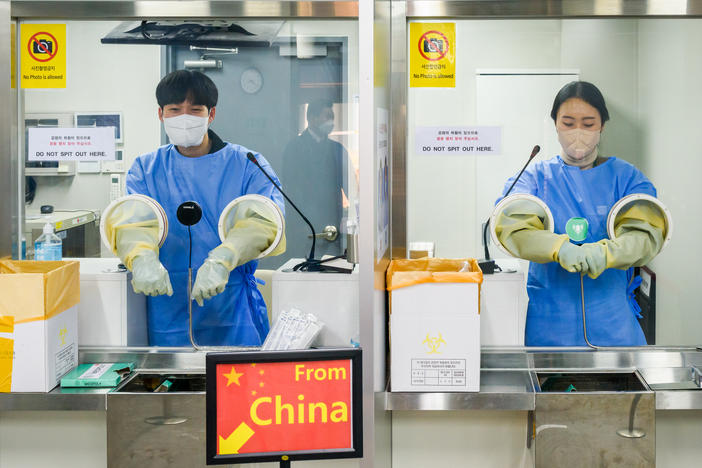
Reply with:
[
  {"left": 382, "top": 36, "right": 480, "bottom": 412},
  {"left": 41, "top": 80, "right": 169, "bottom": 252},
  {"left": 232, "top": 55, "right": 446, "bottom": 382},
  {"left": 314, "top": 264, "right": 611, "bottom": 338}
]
[
  {"left": 558, "top": 128, "right": 600, "bottom": 167},
  {"left": 163, "top": 114, "right": 209, "bottom": 148}
]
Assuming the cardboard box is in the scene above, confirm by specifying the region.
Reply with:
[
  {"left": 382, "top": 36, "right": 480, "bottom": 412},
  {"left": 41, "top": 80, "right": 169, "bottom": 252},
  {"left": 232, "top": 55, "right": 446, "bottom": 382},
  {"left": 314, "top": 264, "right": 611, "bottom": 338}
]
[
  {"left": 388, "top": 258, "right": 482, "bottom": 392},
  {"left": 0, "top": 260, "right": 80, "bottom": 392}
]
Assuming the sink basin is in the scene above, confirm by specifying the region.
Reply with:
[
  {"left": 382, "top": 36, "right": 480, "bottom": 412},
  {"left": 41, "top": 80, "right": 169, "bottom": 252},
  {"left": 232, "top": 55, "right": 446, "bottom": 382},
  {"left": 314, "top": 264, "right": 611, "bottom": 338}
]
[
  {"left": 638, "top": 366, "right": 702, "bottom": 391},
  {"left": 107, "top": 372, "right": 207, "bottom": 468},
  {"left": 533, "top": 371, "right": 655, "bottom": 467},
  {"left": 536, "top": 371, "right": 648, "bottom": 392},
  {"left": 115, "top": 372, "right": 206, "bottom": 393}
]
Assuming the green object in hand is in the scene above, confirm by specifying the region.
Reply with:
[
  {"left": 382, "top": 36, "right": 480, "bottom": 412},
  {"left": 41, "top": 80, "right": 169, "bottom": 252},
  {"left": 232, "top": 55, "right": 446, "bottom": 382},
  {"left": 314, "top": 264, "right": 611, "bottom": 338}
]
[{"left": 565, "top": 217, "right": 589, "bottom": 242}]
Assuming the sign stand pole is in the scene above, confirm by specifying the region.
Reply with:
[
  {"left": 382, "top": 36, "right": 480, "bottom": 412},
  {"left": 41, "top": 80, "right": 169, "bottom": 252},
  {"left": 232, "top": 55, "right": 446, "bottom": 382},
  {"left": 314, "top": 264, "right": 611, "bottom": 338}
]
[{"left": 280, "top": 460, "right": 291, "bottom": 468}]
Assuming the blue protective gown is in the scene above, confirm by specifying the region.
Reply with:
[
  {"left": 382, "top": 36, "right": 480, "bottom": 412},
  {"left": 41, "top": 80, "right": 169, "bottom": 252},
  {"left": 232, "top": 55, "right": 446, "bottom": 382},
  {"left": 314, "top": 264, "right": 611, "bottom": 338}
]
[
  {"left": 126, "top": 140, "right": 284, "bottom": 347},
  {"left": 499, "top": 155, "right": 656, "bottom": 346}
]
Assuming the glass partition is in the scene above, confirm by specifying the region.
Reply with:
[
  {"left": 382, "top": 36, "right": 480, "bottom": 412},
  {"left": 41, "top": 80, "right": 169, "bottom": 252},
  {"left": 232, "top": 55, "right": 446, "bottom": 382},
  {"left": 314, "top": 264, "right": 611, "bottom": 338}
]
[
  {"left": 406, "top": 18, "right": 701, "bottom": 346},
  {"left": 20, "top": 19, "right": 359, "bottom": 269},
  {"left": 16, "top": 17, "right": 359, "bottom": 347}
]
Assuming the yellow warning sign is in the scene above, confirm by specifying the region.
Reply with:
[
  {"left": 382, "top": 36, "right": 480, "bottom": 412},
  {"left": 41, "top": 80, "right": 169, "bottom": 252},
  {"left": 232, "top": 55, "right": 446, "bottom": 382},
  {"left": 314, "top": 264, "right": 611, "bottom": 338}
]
[
  {"left": 409, "top": 23, "right": 455, "bottom": 88},
  {"left": 20, "top": 24, "right": 66, "bottom": 89}
]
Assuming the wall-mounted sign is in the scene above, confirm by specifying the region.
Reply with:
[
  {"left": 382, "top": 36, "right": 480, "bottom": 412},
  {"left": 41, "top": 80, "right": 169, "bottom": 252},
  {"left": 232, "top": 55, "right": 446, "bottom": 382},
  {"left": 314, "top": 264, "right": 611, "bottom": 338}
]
[
  {"left": 415, "top": 126, "right": 502, "bottom": 155},
  {"left": 410, "top": 22, "right": 455, "bottom": 88},
  {"left": 20, "top": 23, "right": 66, "bottom": 89},
  {"left": 206, "top": 348, "right": 363, "bottom": 465},
  {"left": 28, "top": 127, "right": 116, "bottom": 161}
]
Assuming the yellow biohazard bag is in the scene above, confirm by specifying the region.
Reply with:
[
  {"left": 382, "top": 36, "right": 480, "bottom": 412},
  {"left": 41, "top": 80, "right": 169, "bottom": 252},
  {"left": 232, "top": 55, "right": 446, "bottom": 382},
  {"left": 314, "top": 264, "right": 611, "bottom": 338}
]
[
  {"left": 387, "top": 257, "right": 482, "bottom": 297},
  {"left": 0, "top": 260, "right": 80, "bottom": 392}
]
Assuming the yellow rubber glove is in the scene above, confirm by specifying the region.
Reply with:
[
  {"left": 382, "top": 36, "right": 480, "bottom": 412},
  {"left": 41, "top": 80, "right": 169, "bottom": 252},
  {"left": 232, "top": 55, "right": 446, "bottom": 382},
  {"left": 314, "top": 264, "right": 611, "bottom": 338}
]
[
  {"left": 192, "top": 201, "right": 286, "bottom": 306},
  {"left": 586, "top": 201, "right": 665, "bottom": 276},
  {"left": 557, "top": 242, "right": 589, "bottom": 273},
  {"left": 105, "top": 199, "right": 160, "bottom": 268},
  {"left": 130, "top": 250, "right": 173, "bottom": 296},
  {"left": 106, "top": 199, "right": 172, "bottom": 296},
  {"left": 495, "top": 200, "right": 569, "bottom": 263},
  {"left": 580, "top": 243, "right": 607, "bottom": 279}
]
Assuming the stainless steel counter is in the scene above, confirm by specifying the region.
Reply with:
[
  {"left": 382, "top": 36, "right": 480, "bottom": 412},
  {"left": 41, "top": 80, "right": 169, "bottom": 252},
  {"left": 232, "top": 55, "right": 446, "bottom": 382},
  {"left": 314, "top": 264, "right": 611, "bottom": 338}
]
[
  {"left": 387, "top": 347, "right": 702, "bottom": 411},
  {"left": 2, "top": 346, "right": 702, "bottom": 411}
]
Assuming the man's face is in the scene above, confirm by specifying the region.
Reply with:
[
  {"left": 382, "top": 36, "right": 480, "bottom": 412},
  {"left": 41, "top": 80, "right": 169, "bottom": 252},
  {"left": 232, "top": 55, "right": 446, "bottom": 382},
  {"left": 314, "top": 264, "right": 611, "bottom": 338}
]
[
  {"left": 158, "top": 99, "right": 215, "bottom": 124},
  {"left": 309, "top": 107, "right": 334, "bottom": 129}
]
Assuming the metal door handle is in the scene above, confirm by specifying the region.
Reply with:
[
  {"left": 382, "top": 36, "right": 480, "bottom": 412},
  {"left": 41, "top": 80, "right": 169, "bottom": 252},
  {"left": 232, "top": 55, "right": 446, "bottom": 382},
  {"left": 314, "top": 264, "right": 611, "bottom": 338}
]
[{"left": 308, "top": 225, "right": 338, "bottom": 242}]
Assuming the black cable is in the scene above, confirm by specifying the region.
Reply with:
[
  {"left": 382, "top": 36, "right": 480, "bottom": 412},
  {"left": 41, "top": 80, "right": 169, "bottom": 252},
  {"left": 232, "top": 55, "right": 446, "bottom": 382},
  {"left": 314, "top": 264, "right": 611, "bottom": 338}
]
[{"left": 483, "top": 220, "right": 491, "bottom": 260}]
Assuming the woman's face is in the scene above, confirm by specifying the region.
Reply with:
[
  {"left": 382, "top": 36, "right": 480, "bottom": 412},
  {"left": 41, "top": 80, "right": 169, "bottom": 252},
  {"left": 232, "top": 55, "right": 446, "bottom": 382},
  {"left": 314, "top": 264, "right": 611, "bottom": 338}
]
[{"left": 555, "top": 98, "right": 603, "bottom": 132}]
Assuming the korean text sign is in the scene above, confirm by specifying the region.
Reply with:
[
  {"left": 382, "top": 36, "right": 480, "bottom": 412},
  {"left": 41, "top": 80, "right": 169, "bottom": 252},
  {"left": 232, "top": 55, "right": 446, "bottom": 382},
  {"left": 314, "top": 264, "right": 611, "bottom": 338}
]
[
  {"left": 206, "top": 349, "right": 363, "bottom": 465},
  {"left": 28, "top": 127, "right": 116, "bottom": 161},
  {"left": 415, "top": 126, "right": 502, "bottom": 155}
]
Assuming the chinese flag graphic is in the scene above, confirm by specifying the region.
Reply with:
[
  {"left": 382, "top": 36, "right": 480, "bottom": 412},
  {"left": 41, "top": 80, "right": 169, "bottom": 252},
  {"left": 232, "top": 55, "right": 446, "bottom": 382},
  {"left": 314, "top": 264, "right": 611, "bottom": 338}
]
[{"left": 216, "top": 360, "right": 353, "bottom": 455}]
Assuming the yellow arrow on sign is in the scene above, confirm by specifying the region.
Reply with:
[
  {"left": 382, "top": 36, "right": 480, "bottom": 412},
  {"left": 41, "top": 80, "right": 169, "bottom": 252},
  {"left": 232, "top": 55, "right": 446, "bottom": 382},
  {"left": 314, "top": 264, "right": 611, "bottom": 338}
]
[{"left": 219, "top": 422, "right": 255, "bottom": 454}]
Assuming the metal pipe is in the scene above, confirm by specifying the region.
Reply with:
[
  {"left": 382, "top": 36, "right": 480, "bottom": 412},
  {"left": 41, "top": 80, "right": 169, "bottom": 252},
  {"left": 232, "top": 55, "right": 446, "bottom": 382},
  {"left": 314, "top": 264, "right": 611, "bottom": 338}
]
[
  {"left": 617, "top": 393, "right": 646, "bottom": 438},
  {"left": 183, "top": 59, "right": 221, "bottom": 69},
  {"left": 580, "top": 273, "right": 599, "bottom": 349}
]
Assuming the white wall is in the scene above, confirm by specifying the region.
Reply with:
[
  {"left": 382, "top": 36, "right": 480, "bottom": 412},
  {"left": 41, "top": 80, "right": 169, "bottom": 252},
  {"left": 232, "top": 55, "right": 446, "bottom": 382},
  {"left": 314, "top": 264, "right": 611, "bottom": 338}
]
[
  {"left": 24, "top": 21, "right": 161, "bottom": 235},
  {"left": 637, "top": 19, "right": 702, "bottom": 345}
]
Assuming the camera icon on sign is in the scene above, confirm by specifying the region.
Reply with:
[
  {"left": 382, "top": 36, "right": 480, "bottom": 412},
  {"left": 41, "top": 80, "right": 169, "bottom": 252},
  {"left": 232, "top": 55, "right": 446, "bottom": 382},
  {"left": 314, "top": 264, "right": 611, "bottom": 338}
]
[
  {"left": 32, "top": 39, "right": 53, "bottom": 54},
  {"left": 423, "top": 38, "right": 444, "bottom": 53}
]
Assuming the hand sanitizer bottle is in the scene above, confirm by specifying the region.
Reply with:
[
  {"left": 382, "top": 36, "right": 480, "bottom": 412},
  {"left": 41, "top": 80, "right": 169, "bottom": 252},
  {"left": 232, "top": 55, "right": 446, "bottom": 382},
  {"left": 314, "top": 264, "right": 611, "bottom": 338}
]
[{"left": 34, "top": 222, "right": 62, "bottom": 261}]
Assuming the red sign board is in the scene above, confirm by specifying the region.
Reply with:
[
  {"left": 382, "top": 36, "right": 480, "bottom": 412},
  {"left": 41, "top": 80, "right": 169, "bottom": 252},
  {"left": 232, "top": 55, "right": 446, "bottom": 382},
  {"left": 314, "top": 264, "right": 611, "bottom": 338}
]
[{"left": 206, "top": 349, "right": 362, "bottom": 465}]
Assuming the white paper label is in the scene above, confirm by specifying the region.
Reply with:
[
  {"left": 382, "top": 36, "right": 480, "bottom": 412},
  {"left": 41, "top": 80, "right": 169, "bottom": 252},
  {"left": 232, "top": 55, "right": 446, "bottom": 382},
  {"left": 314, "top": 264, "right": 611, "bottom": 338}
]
[
  {"left": 411, "top": 359, "right": 466, "bottom": 386},
  {"left": 54, "top": 343, "right": 76, "bottom": 380},
  {"left": 415, "top": 126, "right": 501, "bottom": 155},
  {"left": 28, "top": 127, "right": 116, "bottom": 161},
  {"left": 78, "top": 363, "right": 113, "bottom": 379}
]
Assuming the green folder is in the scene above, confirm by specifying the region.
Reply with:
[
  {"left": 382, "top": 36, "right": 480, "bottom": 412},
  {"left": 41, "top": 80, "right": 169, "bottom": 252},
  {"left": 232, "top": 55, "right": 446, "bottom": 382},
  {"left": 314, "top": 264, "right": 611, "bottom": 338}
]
[{"left": 60, "top": 362, "right": 135, "bottom": 388}]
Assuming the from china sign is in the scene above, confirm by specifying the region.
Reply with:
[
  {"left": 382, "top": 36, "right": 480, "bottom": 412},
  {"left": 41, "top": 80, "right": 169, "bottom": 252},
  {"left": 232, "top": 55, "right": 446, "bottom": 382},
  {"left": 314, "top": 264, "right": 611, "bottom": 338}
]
[{"left": 206, "top": 349, "right": 363, "bottom": 465}]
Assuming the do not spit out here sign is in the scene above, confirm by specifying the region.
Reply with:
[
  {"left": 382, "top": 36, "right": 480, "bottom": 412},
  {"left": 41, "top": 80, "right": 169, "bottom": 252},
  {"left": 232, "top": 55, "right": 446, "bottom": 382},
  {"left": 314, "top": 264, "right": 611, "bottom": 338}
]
[
  {"left": 28, "top": 127, "right": 116, "bottom": 161},
  {"left": 415, "top": 126, "right": 502, "bottom": 156}
]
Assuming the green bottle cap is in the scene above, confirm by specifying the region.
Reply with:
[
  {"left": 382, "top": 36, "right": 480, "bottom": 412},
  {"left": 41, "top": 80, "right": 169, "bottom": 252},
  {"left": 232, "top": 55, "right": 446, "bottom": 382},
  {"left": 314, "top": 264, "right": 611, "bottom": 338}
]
[{"left": 565, "top": 217, "right": 589, "bottom": 242}]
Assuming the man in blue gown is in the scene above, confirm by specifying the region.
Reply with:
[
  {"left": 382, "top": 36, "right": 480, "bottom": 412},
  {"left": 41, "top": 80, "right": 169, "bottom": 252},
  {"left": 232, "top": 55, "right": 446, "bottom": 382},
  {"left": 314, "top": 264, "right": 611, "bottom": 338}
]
[{"left": 122, "top": 70, "right": 285, "bottom": 346}]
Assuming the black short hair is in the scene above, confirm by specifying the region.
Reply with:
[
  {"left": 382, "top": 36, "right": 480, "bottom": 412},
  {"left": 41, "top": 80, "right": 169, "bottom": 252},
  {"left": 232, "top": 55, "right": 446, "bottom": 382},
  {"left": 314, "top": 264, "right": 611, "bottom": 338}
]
[
  {"left": 550, "top": 81, "right": 610, "bottom": 123},
  {"left": 155, "top": 70, "right": 218, "bottom": 109},
  {"left": 306, "top": 99, "right": 333, "bottom": 121}
]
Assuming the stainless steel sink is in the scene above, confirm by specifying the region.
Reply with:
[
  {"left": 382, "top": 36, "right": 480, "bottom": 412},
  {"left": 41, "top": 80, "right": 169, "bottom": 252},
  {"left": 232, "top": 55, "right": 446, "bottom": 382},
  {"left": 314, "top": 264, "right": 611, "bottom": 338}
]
[
  {"left": 639, "top": 366, "right": 702, "bottom": 391},
  {"left": 531, "top": 371, "right": 654, "bottom": 468},
  {"left": 536, "top": 371, "right": 648, "bottom": 393},
  {"left": 107, "top": 372, "right": 207, "bottom": 468}
]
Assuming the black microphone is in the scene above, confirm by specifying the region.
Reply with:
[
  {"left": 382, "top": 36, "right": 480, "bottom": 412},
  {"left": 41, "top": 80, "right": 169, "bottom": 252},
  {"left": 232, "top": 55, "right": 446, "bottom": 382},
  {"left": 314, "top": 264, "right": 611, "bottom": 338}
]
[
  {"left": 246, "top": 152, "right": 317, "bottom": 263},
  {"left": 480, "top": 145, "right": 540, "bottom": 274}
]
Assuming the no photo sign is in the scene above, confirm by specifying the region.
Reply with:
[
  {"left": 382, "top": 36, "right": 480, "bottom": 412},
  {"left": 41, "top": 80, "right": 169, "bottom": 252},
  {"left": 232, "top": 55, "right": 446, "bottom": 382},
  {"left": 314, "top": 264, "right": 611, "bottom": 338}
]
[{"left": 20, "top": 24, "right": 66, "bottom": 88}]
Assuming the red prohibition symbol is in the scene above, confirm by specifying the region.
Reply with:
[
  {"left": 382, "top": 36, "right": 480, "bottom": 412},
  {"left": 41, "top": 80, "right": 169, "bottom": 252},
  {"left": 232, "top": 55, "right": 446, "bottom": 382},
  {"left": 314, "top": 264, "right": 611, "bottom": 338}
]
[
  {"left": 418, "top": 30, "right": 450, "bottom": 62},
  {"left": 28, "top": 31, "right": 59, "bottom": 63}
]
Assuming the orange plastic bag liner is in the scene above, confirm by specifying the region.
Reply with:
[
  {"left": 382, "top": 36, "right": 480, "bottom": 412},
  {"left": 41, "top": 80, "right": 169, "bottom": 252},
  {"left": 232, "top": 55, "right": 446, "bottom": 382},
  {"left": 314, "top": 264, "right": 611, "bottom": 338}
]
[
  {"left": 386, "top": 258, "right": 483, "bottom": 291},
  {"left": 0, "top": 260, "right": 80, "bottom": 324}
]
